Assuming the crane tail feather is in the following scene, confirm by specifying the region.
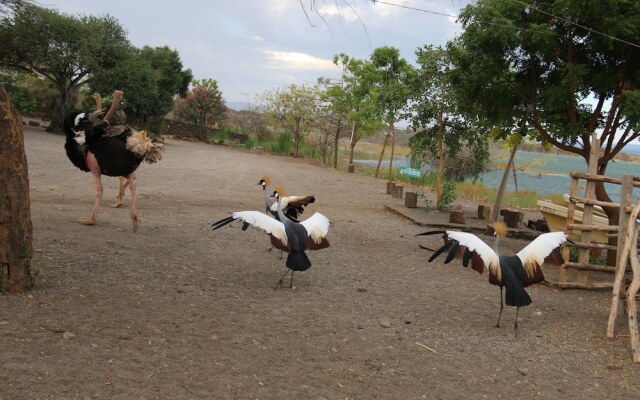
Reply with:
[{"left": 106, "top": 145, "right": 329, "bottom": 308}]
[
  {"left": 211, "top": 216, "right": 236, "bottom": 231},
  {"left": 462, "top": 248, "right": 472, "bottom": 268},
  {"left": 428, "top": 240, "right": 453, "bottom": 262},
  {"left": 444, "top": 242, "right": 460, "bottom": 264},
  {"left": 416, "top": 230, "right": 446, "bottom": 237}
]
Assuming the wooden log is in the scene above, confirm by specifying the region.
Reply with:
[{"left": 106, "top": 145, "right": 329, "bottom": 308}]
[
  {"left": 608, "top": 196, "right": 640, "bottom": 338},
  {"left": 405, "top": 192, "right": 418, "bottom": 208},
  {"left": 569, "top": 241, "right": 617, "bottom": 251},
  {"left": 527, "top": 219, "right": 549, "bottom": 232},
  {"left": 570, "top": 171, "right": 640, "bottom": 187},
  {"left": 568, "top": 196, "right": 621, "bottom": 210},
  {"left": 477, "top": 205, "right": 491, "bottom": 220},
  {"left": 545, "top": 281, "right": 614, "bottom": 290},
  {"left": 626, "top": 228, "right": 640, "bottom": 362},
  {"left": 393, "top": 185, "right": 404, "bottom": 199},
  {"left": 563, "top": 262, "right": 616, "bottom": 273},
  {"left": 500, "top": 209, "right": 524, "bottom": 228},
  {"left": 386, "top": 181, "right": 395, "bottom": 195},
  {"left": 561, "top": 175, "right": 580, "bottom": 283},
  {"left": 449, "top": 209, "right": 465, "bottom": 224},
  {"left": 566, "top": 223, "right": 619, "bottom": 231},
  {"left": 348, "top": 163, "right": 355, "bottom": 173}
]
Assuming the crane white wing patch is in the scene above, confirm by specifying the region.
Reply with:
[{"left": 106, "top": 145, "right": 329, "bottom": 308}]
[
  {"left": 447, "top": 231, "right": 500, "bottom": 275},
  {"left": 232, "top": 211, "right": 288, "bottom": 246},
  {"left": 516, "top": 231, "right": 567, "bottom": 275},
  {"left": 300, "top": 212, "right": 330, "bottom": 243}
]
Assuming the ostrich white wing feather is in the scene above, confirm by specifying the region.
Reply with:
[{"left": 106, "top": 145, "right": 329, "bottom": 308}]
[
  {"left": 447, "top": 231, "right": 500, "bottom": 273},
  {"left": 300, "top": 212, "right": 331, "bottom": 243},
  {"left": 516, "top": 231, "right": 567, "bottom": 268},
  {"left": 232, "top": 211, "right": 288, "bottom": 246}
]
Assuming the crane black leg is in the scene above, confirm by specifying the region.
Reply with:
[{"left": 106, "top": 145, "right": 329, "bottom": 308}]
[
  {"left": 273, "top": 268, "right": 290, "bottom": 290},
  {"left": 496, "top": 286, "right": 504, "bottom": 328},
  {"left": 289, "top": 271, "right": 294, "bottom": 288},
  {"left": 514, "top": 307, "right": 520, "bottom": 337}
]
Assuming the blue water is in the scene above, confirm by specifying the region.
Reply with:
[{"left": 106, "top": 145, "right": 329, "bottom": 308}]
[{"left": 356, "top": 150, "right": 640, "bottom": 203}]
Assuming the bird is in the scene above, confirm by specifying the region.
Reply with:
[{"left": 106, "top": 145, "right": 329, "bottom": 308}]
[
  {"left": 63, "top": 91, "right": 163, "bottom": 232},
  {"left": 211, "top": 186, "right": 330, "bottom": 289},
  {"left": 89, "top": 91, "right": 137, "bottom": 209},
  {"left": 418, "top": 222, "right": 569, "bottom": 334},
  {"left": 258, "top": 176, "right": 315, "bottom": 221},
  {"left": 256, "top": 176, "right": 316, "bottom": 256}
]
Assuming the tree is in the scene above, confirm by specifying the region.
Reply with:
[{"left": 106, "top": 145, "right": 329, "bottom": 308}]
[
  {"left": 0, "top": 85, "right": 33, "bottom": 293},
  {"left": 0, "top": 5, "right": 130, "bottom": 127},
  {"left": 448, "top": 0, "right": 640, "bottom": 225},
  {"left": 90, "top": 45, "right": 193, "bottom": 131},
  {"left": 408, "top": 45, "right": 488, "bottom": 208},
  {"left": 317, "top": 77, "right": 351, "bottom": 168},
  {"left": 332, "top": 53, "right": 384, "bottom": 171},
  {"left": 365, "top": 47, "right": 414, "bottom": 181},
  {"left": 258, "top": 84, "right": 319, "bottom": 157},
  {"left": 178, "top": 79, "right": 226, "bottom": 137}
]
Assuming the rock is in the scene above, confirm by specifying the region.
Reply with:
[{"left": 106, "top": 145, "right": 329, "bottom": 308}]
[
  {"left": 378, "top": 318, "right": 391, "bottom": 328},
  {"left": 62, "top": 331, "right": 76, "bottom": 340}
]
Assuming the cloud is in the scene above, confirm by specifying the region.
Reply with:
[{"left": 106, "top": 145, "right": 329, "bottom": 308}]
[{"left": 261, "top": 49, "right": 336, "bottom": 71}]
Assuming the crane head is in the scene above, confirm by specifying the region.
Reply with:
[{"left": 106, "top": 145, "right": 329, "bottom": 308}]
[
  {"left": 273, "top": 185, "right": 286, "bottom": 200},
  {"left": 493, "top": 221, "right": 508, "bottom": 238}
]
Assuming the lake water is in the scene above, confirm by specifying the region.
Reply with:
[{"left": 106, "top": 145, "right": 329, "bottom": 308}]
[{"left": 355, "top": 150, "right": 640, "bottom": 203}]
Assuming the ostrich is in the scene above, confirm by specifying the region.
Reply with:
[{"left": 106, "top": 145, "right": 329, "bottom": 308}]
[
  {"left": 64, "top": 90, "right": 163, "bottom": 232},
  {"left": 418, "top": 222, "right": 570, "bottom": 334},
  {"left": 211, "top": 187, "right": 330, "bottom": 288}
]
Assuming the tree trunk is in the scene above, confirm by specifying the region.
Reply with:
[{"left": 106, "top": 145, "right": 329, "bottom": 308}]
[
  {"left": 387, "top": 122, "right": 396, "bottom": 183},
  {"left": 333, "top": 124, "right": 341, "bottom": 169},
  {"left": 490, "top": 141, "right": 519, "bottom": 223},
  {"left": 512, "top": 161, "right": 518, "bottom": 192},
  {"left": 436, "top": 109, "right": 444, "bottom": 207},
  {"left": 0, "top": 86, "right": 34, "bottom": 293},
  {"left": 375, "top": 134, "right": 389, "bottom": 178}
]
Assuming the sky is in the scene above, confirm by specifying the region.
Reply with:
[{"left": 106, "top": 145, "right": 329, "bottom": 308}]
[{"left": 42, "top": 0, "right": 470, "bottom": 105}]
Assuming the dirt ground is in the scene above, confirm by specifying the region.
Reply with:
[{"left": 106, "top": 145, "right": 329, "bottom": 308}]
[{"left": 2, "top": 125, "right": 639, "bottom": 399}]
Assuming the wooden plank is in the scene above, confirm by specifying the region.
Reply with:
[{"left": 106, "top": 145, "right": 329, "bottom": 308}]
[
  {"left": 546, "top": 281, "right": 614, "bottom": 290},
  {"left": 570, "top": 171, "right": 640, "bottom": 187},
  {"left": 626, "top": 227, "right": 640, "bottom": 362},
  {"left": 566, "top": 223, "right": 619, "bottom": 231},
  {"left": 563, "top": 262, "right": 616, "bottom": 273},
  {"left": 608, "top": 194, "right": 640, "bottom": 338},
  {"left": 568, "top": 196, "right": 620, "bottom": 210},
  {"left": 577, "top": 133, "right": 598, "bottom": 285},
  {"left": 561, "top": 175, "right": 580, "bottom": 283},
  {"left": 569, "top": 241, "right": 617, "bottom": 251}
]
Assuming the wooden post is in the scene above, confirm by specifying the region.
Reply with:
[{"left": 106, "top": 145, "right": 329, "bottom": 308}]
[
  {"left": 561, "top": 174, "right": 580, "bottom": 283},
  {"left": 607, "top": 189, "right": 639, "bottom": 338},
  {"left": 449, "top": 209, "right": 465, "bottom": 224},
  {"left": 626, "top": 227, "right": 640, "bottom": 362},
  {"left": 477, "top": 205, "right": 491, "bottom": 220},
  {"left": 405, "top": 192, "right": 418, "bottom": 208},
  {"left": 386, "top": 181, "right": 395, "bottom": 195},
  {"left": 393, "top": 185, "right": 403, "bottom": 199},
  {"left": 576, "top": 132, "right": 599, "bottom": 285}
]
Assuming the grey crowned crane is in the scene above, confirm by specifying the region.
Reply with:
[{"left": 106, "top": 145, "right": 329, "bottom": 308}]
[
  {"left": 258, "top": 176, "right": 315, "bottom": 221},
  {"left": 64, "top": 91, "right": 163, "bottom": 232},
  {"left": 211, "top": 186, "right": 331, "bottom": 289},
  {"left": 418, "top": 222, "right": 569, "bottom": 334}
]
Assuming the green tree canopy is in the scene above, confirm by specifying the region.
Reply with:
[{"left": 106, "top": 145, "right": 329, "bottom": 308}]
[
  {"left": 178, "top": 78, "right": 226, "bottom": 136},
  {"left": 0, "top": 5, "right": 130, "bottom": 126},
  {"left": 90, "top": 45, "right": 193, "bottom": 130},
  {"left": 258, "top": 83, "right": 320, "bottom": 158},
  {"left": 447, "top": 0, "right": 640, "bottom": 208}
]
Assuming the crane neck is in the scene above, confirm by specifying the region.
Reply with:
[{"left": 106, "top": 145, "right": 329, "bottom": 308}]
[
  {"left": 493, "top": 236, "right": 501, "bottom": 256},
  {"left": 276, "top": 197, "right": 286, "bottom": 221}
]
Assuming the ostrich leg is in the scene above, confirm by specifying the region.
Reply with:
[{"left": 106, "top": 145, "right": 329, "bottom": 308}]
[
  {"left": 79, "top": 152, "right": 103, "bottom": 226},
  {"left": 112, "top": 175, "right": 130, "bottom": 208},
  {"left": 126, "top": 173, "right": 138, "bottom": 232}
]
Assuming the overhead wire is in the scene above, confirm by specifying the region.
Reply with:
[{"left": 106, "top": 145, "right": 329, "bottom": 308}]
[{"left": 372, "top": 0, "right": 640, "bottom": 47}]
